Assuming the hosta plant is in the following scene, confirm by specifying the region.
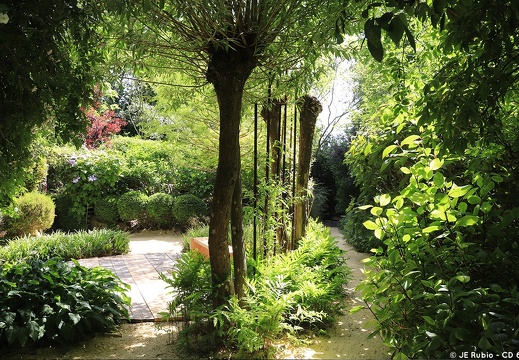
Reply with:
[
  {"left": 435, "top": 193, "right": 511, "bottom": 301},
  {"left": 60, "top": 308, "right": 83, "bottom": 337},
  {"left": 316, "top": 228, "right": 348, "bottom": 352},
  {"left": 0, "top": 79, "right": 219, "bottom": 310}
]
[{"left": 0, "top": 258, "right": 130, "bottom": 352}]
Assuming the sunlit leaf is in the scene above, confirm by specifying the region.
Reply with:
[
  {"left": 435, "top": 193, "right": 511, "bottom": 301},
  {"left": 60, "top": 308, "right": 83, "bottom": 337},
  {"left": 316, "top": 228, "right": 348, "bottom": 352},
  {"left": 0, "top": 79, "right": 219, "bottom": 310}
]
[
  {"left": 379, "top": 194, "right": 391, "bottom": 206},
  {"left": 400, "top": 135, "right": 420, "bottom": 147},
  {"left": 448, "top": 184, "right": 471, "bottom": 198},
  {"left": 456, "top": 215, "right": 479, "bottom": 227},
  {"left": 349, "top": 305, "right": 364, "bottom": 314},
  {"left": 382, "top": 144, "right": 398, "bottom": 158},
  {"left": 363, "top": 220, "right": 379, "bottom": 230},
  {"left": 371, "top": 206, "right": 383, "bottom": 216},
  {"left": 429, "top": 158, "right": 444, "bottom": 171},
  {"left": 456, "top": 275, "right": 470, "bottom": 283}
]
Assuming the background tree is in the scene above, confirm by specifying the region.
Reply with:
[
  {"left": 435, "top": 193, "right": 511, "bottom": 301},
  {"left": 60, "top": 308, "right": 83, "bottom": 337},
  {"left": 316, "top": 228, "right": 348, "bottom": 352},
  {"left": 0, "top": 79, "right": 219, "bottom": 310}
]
[
  {"left": 117, "top": 0, "right": 347, "bottom": 306},
  {"left": 0, "top": 0, "right": 104, "bottom": 206}
]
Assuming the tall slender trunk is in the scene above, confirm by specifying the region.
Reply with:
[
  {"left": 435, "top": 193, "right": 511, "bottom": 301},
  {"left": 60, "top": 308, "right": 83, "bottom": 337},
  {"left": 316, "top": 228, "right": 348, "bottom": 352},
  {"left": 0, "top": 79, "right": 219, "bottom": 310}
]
[
  {"left": 206, "top": 48, "right": 255, "bottom": 307},
  {"left": 292, "top": 95, "right": 322, "bottom": 249},
  {"left": 231, "top": 168, "right": 246, "bottom": 299},
  {"left": 262, "top": 99, "right": 289, "bottom": 252},
  {"left": 208, "top": 75, "right": 245, "bottom": 307}
]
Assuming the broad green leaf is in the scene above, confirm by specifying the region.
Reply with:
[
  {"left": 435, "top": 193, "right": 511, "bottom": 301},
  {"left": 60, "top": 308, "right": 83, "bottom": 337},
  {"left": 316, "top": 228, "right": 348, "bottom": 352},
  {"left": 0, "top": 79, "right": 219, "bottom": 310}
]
[
  {"left": 404, "top": 26, "right": 416, "bottom": 51},
  {"left": 363, "top": 220, "right": 379, "bottom": 230},
  {"left": 429, "top": 158, "right": 444, "bottom": 171},
  {"left": 446, "top": 211, "right": 457, "bottom": 222},
  {"left": 382, "top": 144, "right": 398, "bottom": 158},
  {"left": 349, "top": 305, "right": 364, "bottom": 314},
  {"left": 423, "top": 225, "right": 441, "bottom": 233},
  {"left": 394, "top": 352, "right": 409, "bottom": 360},
  {"left": 400, "top": 135, "right": 420, "bottom": 147},
  {"left": 364, "top": 142, "right": 373, "bottom": 156},
  {"left": 456, "top": 215, "right": 479, "bottom": 227},
  {"left": 27, "top": 320, "right": 43, "bottom": 341},
  {"left": 456, "top": 275, "right": 470, "bottom": 283},
  {"left": 374, "top": 228, "right": 384, "bottom": 239},
  {"left": 454, "top": 328, "right": 471, "bottom": 341},
  {"left": 467, "top": 195, "right": 481, "bottom": 205},
  {"left": 370, "top": 206, "right": 383, "bottom": 216},
  {"left": 69, "top": 313, "right": 81, "bottom": 325},
  {"left": 388, "top": 14, "right": 405, "bottom": 45},
  {"left": 478, "top": 336, "right": 492, "bottom": 350},
  {"left": 379, "top": 194, "right": 391, "bottom": 207},
  {"left": 448, "top": 184, "right": 471, "bottom": 198},
  {"left": 422, "top": 316, "right": 436, "bottom": 326},
  {"left": 394, "top": 196, "right": 404, "bottom": 209},
  {"left": 457, "top": 201, "right": 468, "bottom": 213},
  {"left": 400, "top": 166, "right": 411, "bottom": 174},
  {"left": 358, "top": 204, "right": 373, "bottom": 210},
  {"left": 481, "top": 202, "right": 492, "bottom": 213},
  {"left": 491, "top": 174, "right": 503, "bottom": 183},
  {"left": 365, "top": 19, "right": 383, "bottom": 61}
]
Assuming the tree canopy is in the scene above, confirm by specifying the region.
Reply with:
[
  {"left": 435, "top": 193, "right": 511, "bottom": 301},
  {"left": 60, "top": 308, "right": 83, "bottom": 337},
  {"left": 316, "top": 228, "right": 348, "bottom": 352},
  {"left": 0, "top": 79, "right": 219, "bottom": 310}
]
[{"left": 0, "top": 0, "right": 105, "bottom": 206}]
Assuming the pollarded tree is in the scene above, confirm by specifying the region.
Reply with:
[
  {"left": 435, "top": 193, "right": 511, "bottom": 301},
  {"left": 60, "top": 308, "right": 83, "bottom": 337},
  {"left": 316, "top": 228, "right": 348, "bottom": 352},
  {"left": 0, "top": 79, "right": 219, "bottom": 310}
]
[{"left": 116, "top": 0, "right": 347, "bottom": 305}]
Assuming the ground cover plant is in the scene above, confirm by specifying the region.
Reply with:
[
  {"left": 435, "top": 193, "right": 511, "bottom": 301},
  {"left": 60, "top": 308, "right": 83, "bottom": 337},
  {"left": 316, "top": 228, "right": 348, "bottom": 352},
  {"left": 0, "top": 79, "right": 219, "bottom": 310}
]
[
  {"left": 161, "top": 221, "right": 349, "bottom": 357},
  {"left": 0, "top": 229, "right": 129, "bottom": 263},
  {"left": 0, "top": 258, "right": 130, "bottom": 352}
]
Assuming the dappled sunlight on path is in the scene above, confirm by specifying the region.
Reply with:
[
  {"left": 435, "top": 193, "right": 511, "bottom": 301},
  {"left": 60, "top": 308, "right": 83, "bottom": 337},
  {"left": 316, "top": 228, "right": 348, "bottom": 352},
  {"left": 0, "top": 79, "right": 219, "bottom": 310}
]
[{"left": 280, "top": 227, "right": 390, "bottom": 359}]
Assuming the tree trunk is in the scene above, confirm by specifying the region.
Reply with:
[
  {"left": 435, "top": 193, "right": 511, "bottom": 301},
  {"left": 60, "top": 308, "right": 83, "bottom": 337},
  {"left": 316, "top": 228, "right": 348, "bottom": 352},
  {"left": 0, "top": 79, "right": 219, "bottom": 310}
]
[
  {"left": 292, "top": 95, "right": 322, "bottom": 249},
  {"left": 206, "top": 48, "right": 255, "bottom": 307},
  {"left": 231, "top": 168, "right": 246, "bottom": 300},
  {"left": 261, "top": 99, "right": 289, "bottom": 252}
]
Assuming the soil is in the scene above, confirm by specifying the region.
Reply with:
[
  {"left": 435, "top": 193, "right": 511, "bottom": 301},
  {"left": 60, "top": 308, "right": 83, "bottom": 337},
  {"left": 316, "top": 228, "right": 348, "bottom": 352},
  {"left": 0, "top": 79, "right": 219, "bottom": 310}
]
[{"left": 4, "top": 228, "right": 390, "bottom": 359}]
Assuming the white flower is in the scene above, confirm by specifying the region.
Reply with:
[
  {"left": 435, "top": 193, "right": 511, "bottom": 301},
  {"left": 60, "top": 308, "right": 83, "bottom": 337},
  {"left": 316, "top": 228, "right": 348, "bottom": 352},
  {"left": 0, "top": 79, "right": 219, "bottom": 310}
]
[{"left": 0, "top": 13, "right": 8, "bottom": 24}]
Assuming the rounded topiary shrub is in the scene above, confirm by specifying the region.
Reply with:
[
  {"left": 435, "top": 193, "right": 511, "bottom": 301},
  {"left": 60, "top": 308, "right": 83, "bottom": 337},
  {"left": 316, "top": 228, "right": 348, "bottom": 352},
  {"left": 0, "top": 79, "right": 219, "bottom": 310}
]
[
  {"left": 7, "top": 192, "right": 55, "bottom": 237},
  {"left": 117, "top": 191, "right": 148, "bottom": 223},
  {"left": 172, "top": 194, "right": 207, "bottom": 228},
  {"left": 94, "top": 196, "right": 119, "bottom": 226},
  {"left": 146, "top": 193, "right": 174, "bottom": 229}
]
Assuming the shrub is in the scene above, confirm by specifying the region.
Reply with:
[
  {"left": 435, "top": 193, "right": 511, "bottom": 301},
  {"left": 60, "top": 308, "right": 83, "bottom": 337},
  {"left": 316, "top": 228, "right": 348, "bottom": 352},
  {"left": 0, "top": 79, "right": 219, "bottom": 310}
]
[
  {"left": 6, "top": 192, "right": 55, "bottom": 237},
  {"left": 146, "top": 193, "right": 174, "bottom": 229},
  {"left": 0, "top": 258, "right": 130, "bottom": 351},
  {"left": 339, "top": 198, "right": 381, "bottom": 253},
  {"left": 117, "top": 191, "right": 148, "bottom": 224},
  {"left": 172, "top": 194, "right": 207, "bottom": 228},
  {"left": 94, "top": 196, "right": 119, "bottom": 226},
  {"left": 0, "top": 229, "right": 130, "bottom": 263},
  {"left": 357, "top": 140, "right": 519, "bottom": 358}
]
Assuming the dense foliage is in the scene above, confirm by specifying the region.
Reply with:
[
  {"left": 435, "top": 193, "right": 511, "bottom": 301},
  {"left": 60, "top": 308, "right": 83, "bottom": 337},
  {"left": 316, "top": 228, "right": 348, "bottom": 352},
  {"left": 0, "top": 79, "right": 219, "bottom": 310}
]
[
  {"left": 161, "top": 221, "right": 349, "bottom": 357},
  {"left": 356, "top": 138, "right": 519, "bottom": 357},
  {"left": 340, "top": 4, "right": 519, "bottom": 357},
  {"left": 146, "top": 193, "right": 174, "bottom": 229},
  {"left": 0, "top": 258, "right": 130, "bottom": 351},
  {"left": 172, "top": 194, "right": 207, "bottom": 229},
  {"left": 93, "top": 196, "right": 119, "bottom": 227},
  {"left": 0, "top": 0, "right": 104, "bottom": 206},
  {"left": 4, "top": 192, "right": 55, "bottom": 238},
  {"left": 45, "top": 137, "right": 214, "bottom": 230},
  {"left": 0, "top": 230, "right": 129, "bottom": 263},
  {"left": 117, "top": 191, "right": 149, "bottom": 224}
]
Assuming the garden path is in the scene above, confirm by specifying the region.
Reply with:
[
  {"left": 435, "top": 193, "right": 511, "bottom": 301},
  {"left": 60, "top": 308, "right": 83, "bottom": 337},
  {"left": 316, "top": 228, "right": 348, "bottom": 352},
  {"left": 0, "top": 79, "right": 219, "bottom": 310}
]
[{"left": 77, "top": 231, "right": 184, "bottom": 322}]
